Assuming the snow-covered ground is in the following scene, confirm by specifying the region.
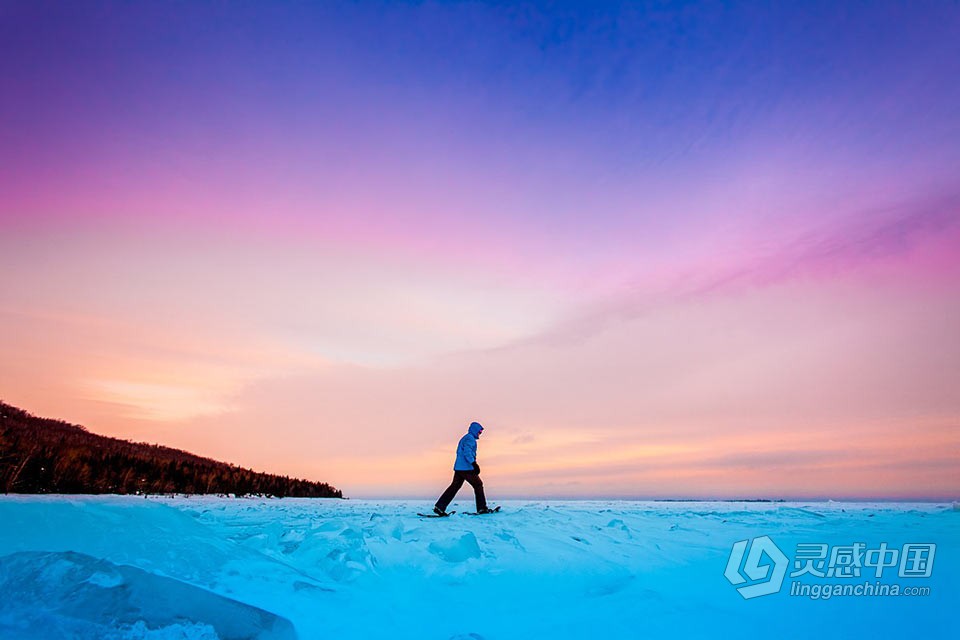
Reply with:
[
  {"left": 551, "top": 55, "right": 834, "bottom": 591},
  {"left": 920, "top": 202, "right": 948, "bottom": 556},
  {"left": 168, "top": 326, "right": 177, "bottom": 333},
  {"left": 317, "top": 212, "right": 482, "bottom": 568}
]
[{"left": 0, "top": 496, "right": 955, "bottom": 639}]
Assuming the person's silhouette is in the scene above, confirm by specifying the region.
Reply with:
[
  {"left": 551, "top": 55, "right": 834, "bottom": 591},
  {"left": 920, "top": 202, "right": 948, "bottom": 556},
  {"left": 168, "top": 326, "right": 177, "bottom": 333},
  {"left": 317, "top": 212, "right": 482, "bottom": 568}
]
[{"left": 434, "top": 421, "right": 493, "bottom": 515}]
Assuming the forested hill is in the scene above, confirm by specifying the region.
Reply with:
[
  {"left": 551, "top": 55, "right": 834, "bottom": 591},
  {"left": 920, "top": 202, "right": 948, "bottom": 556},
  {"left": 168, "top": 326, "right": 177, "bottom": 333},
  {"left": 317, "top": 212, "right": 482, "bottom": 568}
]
[{"left": 0, "top": 401, "right": 342, "bottom": 497}]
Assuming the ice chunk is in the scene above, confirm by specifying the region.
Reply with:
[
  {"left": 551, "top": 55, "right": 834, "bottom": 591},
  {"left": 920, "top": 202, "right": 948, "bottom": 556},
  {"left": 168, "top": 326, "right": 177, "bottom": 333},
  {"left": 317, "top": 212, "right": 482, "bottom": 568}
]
[
  {"left": 0, "top": 551, "right": 296, "bottom": 640},
  {"left": 428, "top": 532, "right": 481, "bottom": 562}
]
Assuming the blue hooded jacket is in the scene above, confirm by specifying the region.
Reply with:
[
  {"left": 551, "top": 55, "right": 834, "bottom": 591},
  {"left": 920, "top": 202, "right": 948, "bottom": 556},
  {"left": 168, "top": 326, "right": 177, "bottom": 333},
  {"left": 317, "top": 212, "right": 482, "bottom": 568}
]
[{"left": 453, "top": 422, "right": 483, "bottom": 471}]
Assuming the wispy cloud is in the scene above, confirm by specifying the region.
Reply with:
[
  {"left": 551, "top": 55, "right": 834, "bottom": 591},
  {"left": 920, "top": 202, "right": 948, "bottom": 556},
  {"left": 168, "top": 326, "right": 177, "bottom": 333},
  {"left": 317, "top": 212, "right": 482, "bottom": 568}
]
[{"left": 522, "top": 191, "right": 960, "bottom": 348}]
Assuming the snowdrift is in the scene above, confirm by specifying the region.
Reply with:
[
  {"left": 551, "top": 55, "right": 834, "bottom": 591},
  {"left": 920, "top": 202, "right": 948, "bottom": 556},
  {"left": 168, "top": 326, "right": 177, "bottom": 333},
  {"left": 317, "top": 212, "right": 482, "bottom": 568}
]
[{"left": 1, "top": 496, "right": 955, "bottom": 639}]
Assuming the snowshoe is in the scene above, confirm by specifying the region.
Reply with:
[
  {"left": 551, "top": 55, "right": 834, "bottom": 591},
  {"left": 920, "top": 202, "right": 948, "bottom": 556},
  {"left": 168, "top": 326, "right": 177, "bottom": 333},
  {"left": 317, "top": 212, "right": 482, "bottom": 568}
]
[{"left": 465, "top": 506, "right": 501, "bottom": 515}]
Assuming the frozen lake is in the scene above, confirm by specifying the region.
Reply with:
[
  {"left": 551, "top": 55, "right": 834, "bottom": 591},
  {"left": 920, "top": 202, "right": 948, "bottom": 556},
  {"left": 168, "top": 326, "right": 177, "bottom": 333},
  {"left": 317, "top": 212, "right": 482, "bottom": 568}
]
[{"left": 1, "top": 496, "right": 956, "bottom": 639}]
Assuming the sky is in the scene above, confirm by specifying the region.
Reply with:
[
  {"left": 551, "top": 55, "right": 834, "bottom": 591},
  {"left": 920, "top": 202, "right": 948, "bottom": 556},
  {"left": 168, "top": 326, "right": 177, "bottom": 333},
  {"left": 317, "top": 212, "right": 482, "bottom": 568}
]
[{"left": 1, "top": 0, "right": 958, "bottom": 500}]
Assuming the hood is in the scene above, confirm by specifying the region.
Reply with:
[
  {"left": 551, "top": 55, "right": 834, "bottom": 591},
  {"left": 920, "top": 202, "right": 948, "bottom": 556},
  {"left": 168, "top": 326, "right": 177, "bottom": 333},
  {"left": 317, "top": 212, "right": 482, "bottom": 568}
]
[{"left": 468, "top": 422, "right": 483, "bottom": 438}]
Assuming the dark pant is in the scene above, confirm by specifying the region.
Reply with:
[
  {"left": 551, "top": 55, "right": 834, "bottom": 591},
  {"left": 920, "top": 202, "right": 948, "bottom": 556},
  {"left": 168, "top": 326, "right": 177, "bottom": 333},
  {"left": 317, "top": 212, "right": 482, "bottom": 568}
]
[{"left": 435, "top": 470, "right": 486, "bottom": 512}]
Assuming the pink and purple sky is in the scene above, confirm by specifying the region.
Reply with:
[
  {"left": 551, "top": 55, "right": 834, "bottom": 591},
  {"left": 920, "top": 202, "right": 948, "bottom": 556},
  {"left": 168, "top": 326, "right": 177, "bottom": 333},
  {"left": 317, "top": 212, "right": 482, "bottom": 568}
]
[{"left": 1, "top": 1, "right": 958, "bottom": 499}]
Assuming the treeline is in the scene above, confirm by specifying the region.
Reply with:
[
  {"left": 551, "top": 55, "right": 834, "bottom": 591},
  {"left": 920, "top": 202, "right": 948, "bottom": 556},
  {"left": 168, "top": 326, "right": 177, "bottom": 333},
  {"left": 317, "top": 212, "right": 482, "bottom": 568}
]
[{"left": 0, "top": 401, "right": 341, "bottom": 497}]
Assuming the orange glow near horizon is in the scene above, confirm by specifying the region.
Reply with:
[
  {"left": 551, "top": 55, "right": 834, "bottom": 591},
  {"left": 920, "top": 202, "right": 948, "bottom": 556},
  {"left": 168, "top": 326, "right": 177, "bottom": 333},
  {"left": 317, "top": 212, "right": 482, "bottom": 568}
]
[{"left": 2, "top": 241, "right": 957, "bottom": 500}]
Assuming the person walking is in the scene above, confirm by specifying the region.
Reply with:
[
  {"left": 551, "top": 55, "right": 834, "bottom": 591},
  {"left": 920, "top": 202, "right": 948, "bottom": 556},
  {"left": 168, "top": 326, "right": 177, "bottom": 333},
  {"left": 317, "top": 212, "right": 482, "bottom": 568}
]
[{"left": 434, "top": 421, "right": 495, "bottom": 515}]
